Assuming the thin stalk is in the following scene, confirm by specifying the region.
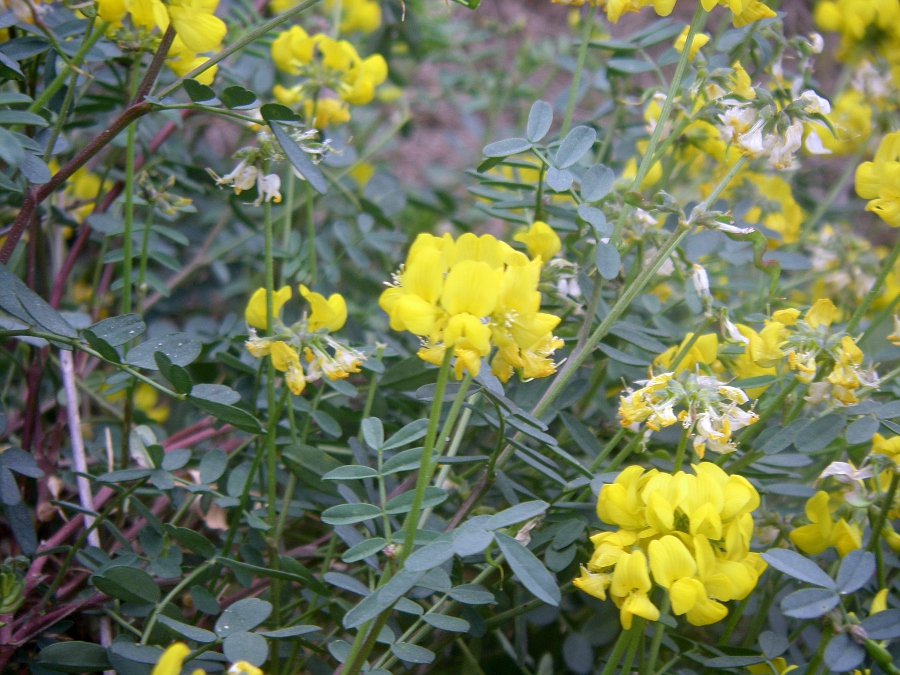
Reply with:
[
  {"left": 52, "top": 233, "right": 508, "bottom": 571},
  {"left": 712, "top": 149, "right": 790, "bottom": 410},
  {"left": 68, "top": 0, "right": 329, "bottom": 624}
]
[
  {"left": 588, "top": 427, "right": 627, "bottom": 472},
  {"left": 140, "top": 561, "right": 214, "bottom": 644},
  {"left": 136, "top": 207, "right": 154, "bottom": 315},
  {"left": 868, "top": 472, "right": 900, "bottom": 558},
  {"left": 279, "top": 170, "right": 296, "bottom": 286},
  {"left": 737, "top": 378, "right": 799, "bottom": 444},
  {"left": 121, "top": 67, "right": 140, "bottom": 316},
  {"left": 398, "top": 349, "right": 454, "bottom": 562},
  {"left": 561, "top": 4, "right": 597, "bottom": 136},
  {"left": 263, "top": 191, "right": 278, "bottom": 527},
  {"left": 847, "top": 234, "right": 900, "bottom": 333},
  {"left": 669, "top": 316, "right": 714, "bottom": 371},
  {"left": 597, "top": 626, "right": 633, "bottom": 675},
  {"left": 606, "top": 433, "right": 641, "bottom": 473},
  {"left": 619, "top": 620, "right": 644, "bottom": 675},
  {"left": 644, "top": 597, "right": 671, "bottom": 675},
  {"left": 305, "top": 183, "right": 316, "bottom": 284},
  {"left": 802, "top": 143, "right": 868, "bottom": 235}
]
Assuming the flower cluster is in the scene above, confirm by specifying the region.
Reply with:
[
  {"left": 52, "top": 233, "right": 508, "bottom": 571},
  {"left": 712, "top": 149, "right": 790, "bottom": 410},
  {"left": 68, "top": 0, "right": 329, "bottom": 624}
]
[
  {"left": 244, "top": 285, "right": 364, "bottom": 395},
  {"left": 96, "top": 0, "right": 226, "bottom": 84},
  {"left": 574, "top": 463, "right": 766, "bottom": 628},
  {"left": 270, "top": 26, "right": 388, "bottom": 128},
  {"left": 379, "top": 228, "right": 564, "bottom": 381},
  {"left": 591, "top": 0, "right": 775, "bottom": 26},
  {"left": 814, "top": 0, "right": 900, "bottom": 86},
  {"left": 856, "top": 131, "right": 900, "bottom": 227},
  {"left": 618, "top": 371, "right": 758, "bottom": 458}
]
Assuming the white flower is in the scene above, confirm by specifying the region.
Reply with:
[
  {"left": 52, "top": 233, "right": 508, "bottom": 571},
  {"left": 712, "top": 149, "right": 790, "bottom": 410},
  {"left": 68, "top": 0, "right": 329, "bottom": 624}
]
[
  {"left": 253, "top": 173, "right": 283, "bottom": 206},
  {"left": 808, "top": 33, "right": 824, "bottom": 54},
  {"left": 800, "top": 90, "right": 831, "bottom": 115},
  {"left": 766, "top": 121, "right": 803, "bottom": 169},
  {"left": 724, "top": 318, "right": 750, "bottom": 344},
  {"left": 820, "top": 461, "right": 874, "bottom": 484},
  {"left": 804, "top": 129, "right": 832, "bottom": 155},
  {"left": 718, "top": 105, "right": 757, "bottom": 144},
  {"left": 692, "top": 264, "right": 711, "bottom": 302},
  {"left": 216, "top": 159, "right": 258, "bottom": 193}
]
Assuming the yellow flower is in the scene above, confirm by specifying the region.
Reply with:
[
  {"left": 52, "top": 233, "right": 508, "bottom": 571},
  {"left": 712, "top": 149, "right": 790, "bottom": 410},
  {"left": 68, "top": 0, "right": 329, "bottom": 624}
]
[
  {"left": 871, "top": 589, "right": 889, "bottom": 614},
  {"left": 804, "top": 298, "right": 838, "bottom": 329},
  {"left": 598, "top": 0, "right": 774, "bottom": 26},
  {"left": 819, "top": 91, "right": 872, "bottom": 155},
  {"left": 856, "top": 132, "right": 900, "bottom": 228},
  {"left": 228, "top": 662, "right": 263, "bottom": 675},
  {"left": 134, "top": 383, "right": 169, "bottom": 423},
  {"left": 245, "top": 286, "right": 292, "bottom": 330},
  {"left": 271, "top": 25, "right": 314, "bottom": 74},
  {"left": 152, "top": 644, "right": 191, "bottom": 675},
  {"left": 270, "top": 341, "right": 306, "bottom": 395},
  {"left": 572, "top": 566, "right": 611, "bottom": 600},
  {"left": 167, "top": 35, "right": 217, "bottom": 84},
  {"left": 300, "top": 285, "right": 347, "bottom": 332},
  {"left": 653, "top": 333, "right": 718, "bottom": 373},
  {"left": 748, "top": 658, "right": 797, "bottom": 675},
  {"left": 166, "top": 0, "right": 226, "bottom": 53},
  {"left": 513, "top": 221, "right": 561, "bottom": 262},
  {"left": 611, "top": 550, "right": 659, "bottom": 629},
  {"left": 790, "top": 490, "right": 861, "bottom": 556},
  {"left": 674, "top": 26, "right": 709, "bottom": 59},
  {"left": 305, "top": 97, "right": 351, "bottom": 128}
]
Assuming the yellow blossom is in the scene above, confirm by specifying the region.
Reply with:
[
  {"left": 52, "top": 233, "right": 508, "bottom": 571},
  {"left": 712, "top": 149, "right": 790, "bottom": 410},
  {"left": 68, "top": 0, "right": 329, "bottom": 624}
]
[
  {"left": 152, "top": 644, "right": 191, "bottom": 675},
  {"left": 804, "top": 298, "right": 838, "bottom": 329},
  {"left": 790, "top": 490, "right": 862, "bottom": 556},
  {"left": 270, "top": 341, "right": 306, "bottom": 395},
  {"left": 513, "top": 221, "right": 561, "bottom": 261},
  {"left": 674, "top": 26, "right": 709, "bottom": 59},
  {"left": 245, "top": 286, "right": 292, "bottom": 330},
  {"left": 300, "top": 285, "right": 347, "bottom": 332}
]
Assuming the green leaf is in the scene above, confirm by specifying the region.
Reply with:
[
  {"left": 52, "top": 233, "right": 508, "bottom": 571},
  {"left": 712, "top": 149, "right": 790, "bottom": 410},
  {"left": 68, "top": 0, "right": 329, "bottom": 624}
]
[
  {"left": 761, "top": 549, "right": 835, "bottom": 589},
  {"left": 170, "top": 526, "right": 217, "bottom": 559},
  {"left": 448, "top": 583, "right": 495, "bottom": 605},
  {"left": 390, "top": 643, "right": 435, "bottom": 665},
  {"left": 607, "top": 57, "right": 655, "bottom": 74},
  {"left": 861, "top": 609, "right": 900, "bottom": 639},
  {"left": 580, "top": 164, "right": 614, "bottom": 202},
  {"left": 161, "top": 448, "right": 190, "bottom": 471},
  {"left": 188, "top": 390, "right": 262, "bottom": 435},
  {"left": 526, "top": 101, "right": 553, "bottom": 143},
  {"left": 321, "top": 502, "right": 382, "bottom": 525},
  {"left": 546, "top": 167, "right": 573, "bottom": 192},
  {"left": 361, "top": 417, "right": 384, "bottom": 449},
  {"left": 595, "top": 242, "right": 620, "bottom": 280},
  {"left": 311, "top": 409, "right": 341, "bottom": 437},
  {"left": 383, "top": 419, "right": 429, "bottom": 450},
  {"left": 486, "top": 500, "right": 549, "bottom": 530},
  {"left": 199, "top": 449, "right": 227, "bottom": 484},
  {"left": 183, "top": 79, "right": 217, "bottom": 103},
  {"left": 84, "top": 314, "right": 145, "bottom": 347},
  {"left": 0, "top": 109, "right": 48, "bottom": 126},
  {"left": 342, "top": 537, "right": 387, "bottom": 563},
  {"left": 483, "top": 137, "right": 532, "bottom": 158},
  {"left": 214, "top": 597, "right": 272, "bottom": 637},
  {"left": 704, "top": 656, "right": 765, "bottom": 668},
  {"left": 0, "top": 126, "right": 23, "bottom": 167},
  {"left": 93, "top": 566, "right": 160, "bottom": 605},
  {"left": 259, "top": 625, "right": 321, "bottom": 638},
  {"left": 494, "top": 532, "right": 560, "bottom": 606},
  {"left": 422, "top": 613, "right": 470, "bottom": 633},
  {"left": 260, "top": 103, "right": 301, "bottom": 122},
  {"left": 555, "top": 126, "right": 596, "bottom": 169},
  {"left": 157, "top": 615, "right": 217, "bottom": 643},
  {"left": 780, "top": 588, "right": 840, "bottom": 619},
  {"left": 37, "top": 642, "right": 111, "bottom": 673},
  {"left": 154, "top": 352, "right": 192, "bottom": 394},
  {"left": 268, "top": 121, "right": 326, "bottom": 194},
  {"left": 124, "top": 333, "right": 201, "bottom": 370},
  {"left": 596, "top": 343, "right": 649, "bottom": 367},
  {"left": 405, "top": 539, "right": 455, "bottom": 572},
  {"left": 730, "top": 375, "right": 777, "bottom": 390},
  {"left": 758, "top": 632, "right": 789, "bottom": 660},
  {"left": 835, "top": 549, "right": 874, "bottom": 594},
  {"left": 578, "top": 204, "right": 610, "bottom": 235},
  {"left": 220, "top": 85, "right": 258, "bottom": 109},
  {"left": 97, "top": 468, "right": 154, "bottom": 482},
  {"left": 224, "top": 631, "right": 268, "bottom": 666},
  {"left": 794, "top": 415, "right": 845, "bottom": 454},
  {"left": 381, "top": 447, "right": 426, "bottom": 475},
  {"left": 384, "top": 487, "right": 447, "bottom": 515},
  {"left": 322, "top": 465, "right": 378, "bottom": 481},
  {"left": 823, "top": 633, "right": 865, "bottom": 673},
  {"left": 0, "top": 263, "right": 77, "bottom": 338},
  {"left": 845, "top": 416, "right": 879, "bottom": 444}
]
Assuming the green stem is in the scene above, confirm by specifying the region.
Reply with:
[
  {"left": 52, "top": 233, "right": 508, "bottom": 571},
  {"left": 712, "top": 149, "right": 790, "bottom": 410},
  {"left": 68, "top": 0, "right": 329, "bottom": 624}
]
[
  {"left": 136, "top": 207, "right": 154, "bottom": 315},
  {"left": 121, "top": 69, "right": 140, "bottom": 316},
  {"left": 141, "top": 563, "right": 214, "bottom": 644},
  {"left": 279, "top": 170, "right": 296, "bottom": 286},
  {"left": 737, "top": 378, "right": 799, "bottom": 444},
  {"left": 399, "top": 349, "right": 455, "bottom": 562},
  {"left": 631, "top": 4, "right": 707, "bottom": 191},
  {"left": 26, "top": 20, "right": 107, "bottom": 115},
  {"left": 669, "top": 316, "right": 714, "bottom": 372},
  {"left": 619, "top": 619, "right": 644, "bottom": 675},
  {"left": 263, "top": 191, "right": 278, "bottom": 528},
  {"left": 597, "top": 625, "right": 634, "bottom": 675},
  {"left": 561, "top": 4, "right": 597, "bottom": 136},
  {"left": 588, "top": 428, "right": 627, "bottom": 473},
  {"left": 644, "top": 597, "right": 670, "bottom": 675},
  {"left": 306, "top": 183, "right": 316, "bottom": 284},
  {"left": 802, "top": 142, "right": 868, "bottom": 235},
  {"left": 847, "top": 234, "right": 900, "bottom": 333},
  {"left": 868, "top": 472, "right": 900, "bottom": 556},
  {"left": 606, "top": 433, "right": 641, "bottom": 473}
]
